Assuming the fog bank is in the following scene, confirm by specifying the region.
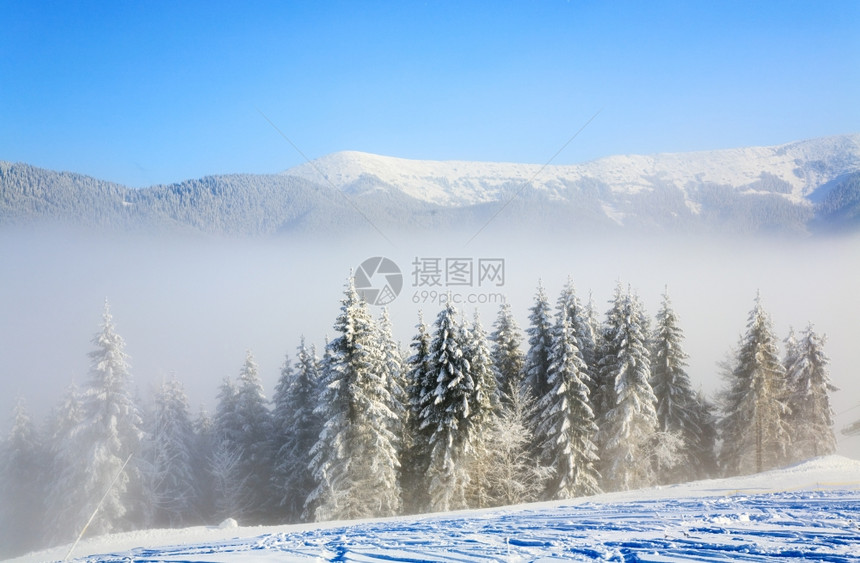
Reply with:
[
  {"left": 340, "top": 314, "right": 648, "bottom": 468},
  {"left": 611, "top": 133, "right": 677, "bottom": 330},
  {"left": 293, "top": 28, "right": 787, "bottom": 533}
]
[{"left": 1, "top": 227, "right": 858, "bottom": 457}]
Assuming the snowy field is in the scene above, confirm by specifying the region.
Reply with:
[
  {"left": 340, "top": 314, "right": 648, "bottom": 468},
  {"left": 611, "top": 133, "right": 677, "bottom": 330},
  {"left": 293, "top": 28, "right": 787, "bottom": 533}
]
[{"left": 9, "top": 456, "right": 860, "bottom": 562}]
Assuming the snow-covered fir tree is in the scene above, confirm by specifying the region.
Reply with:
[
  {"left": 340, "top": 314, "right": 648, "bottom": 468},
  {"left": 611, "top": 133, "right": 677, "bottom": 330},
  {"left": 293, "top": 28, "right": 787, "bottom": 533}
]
[
  {"left": 302, "top": 336, "right": 333, "bottom": 522},
  {"left": 421, "top": 303, "right": 476, "bottom": 513},
  {"left": 463, "top": 311, "right": 500, "bottom": 509},
  {"left": 535, "top": 308, "right": 600, "bottom": 499},
  {"left": 232, "top": 351, "right": 275, "bottom": 523},
  {"left": 598, "top": 286, "right": 659, "bottom": 491},
  {"left": 211, "top": 376, "right": 246, "bottom": 519},
  {"left": 402, "top": 312, "right": 434, "bottom": 514},
  {"left": 464, "top": 312, "right": 500, "bottom": 424},
  {"left": 67, "top": 301, "right": 145, "bottom": 536},
  {"left": 306, "top": 278, "right": 401, "bottom": 521},
  {"left": 44, "top": 383, "right": 86, "bottom": 544},
  {"left": 142, "top": 375, "right": 198, "bottom": 527},
  {"left": 270, "top": 350, "right": 294, "bottom": 517},
  {"left": 556, "top": 278, "right": 597, "bottom": 383},
  {"left": 783, "top": 327, "right": 801, "bottom": 384},
  {"left": 489, "top": 301, "right": 525, "bottom": 407},
  {"left": 650, "top": 291, "right": 704, "bottom": 483},
  {"left": 376, "top": 308, "right": 407, "bottom": 450},
  {"left": 271, "top": 339, "right": 323, "bottom": 522},
  {"left": 524, "top": 282, "right": 554, "bottom": 401},
  {"left": 191, "top": 408, "right": 216, "bottom": 521},
  {"left": 523, "top": 282, "right": 555, "bottom": 464},
  {"left": 785, "top": 324, "right": 837, "bottom": 461},
  {"left": 0, "top": 399, "right": 44, "bottom": 558},
  {"left": 689, "top": 390, "right": 719, "bottom": 479},
  {"left": 270, "top": 352, "right": 294, "bottom": 439},
  {"left": 592, "top": 284, "right": 625, "bottom": 426},
  {"left": 584, "top": 291, "right": 602, "bottom": 362},
  {"left": 213, "top": 376, "right": 240, "bottom": 450},
  {"left": 720, "top": 293, "right": 792, "bottom": 476}
]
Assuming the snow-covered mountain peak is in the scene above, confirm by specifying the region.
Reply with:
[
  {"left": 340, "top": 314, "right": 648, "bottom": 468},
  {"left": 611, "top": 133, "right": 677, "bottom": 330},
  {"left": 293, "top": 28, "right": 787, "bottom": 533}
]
[
  {"left": 286, "top": 150, "right": 543, "bottom": 206},
  {"left": 285, "top": 135, "right": 860, "bottom": 208}
]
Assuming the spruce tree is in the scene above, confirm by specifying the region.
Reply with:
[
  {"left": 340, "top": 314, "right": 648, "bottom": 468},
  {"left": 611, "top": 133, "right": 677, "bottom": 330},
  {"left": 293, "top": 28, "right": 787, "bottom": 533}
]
[
  {"left": 376, "top": 308, "right": 407, "bottom": 448},
  {"left": 650, "top": 291, "right": 701, "bottom": 483},
  {"left": 783, "top": 328, "right": 801, "bottom": 382},
  {"left": 232, "top": 351, "right": 275, "bottom": 523},
  {"left": 584, "top": 291, "right": 602, "bottom": 359},
  {"left": 211, "top": 376, "right": 246, "bottom": 518},
  {"left": 271, "top": 350, "right": 294, "bottom": 450},
  {"left": 785, "top": 324, "right": 837, "bottom": 461},
  {"left": 490, "top": 302, "right": 525, "bottom": 407},
  {"left": 70, "top": 301, "right": 144, "bottom": 536},
  {"left": 523, "top": 282, "right": 555, "bottom": 463},
  {"left": 421, "top": 303, "right": 475, "bottom": 513},
  {"left": 689, "top": 390, "right": 719, "bottom": 479},
  {"left": 463, "top": 311, "right": 500, "bottom": 509},
  {"left": 557, "top": 278, "right": 597, "bottom": 383},
  {"left": 143, "top": 376, "right": 198, "bottom": 527},
  {"left": 44, "top": 384, "right": 86, "bottom": 544},
  {"left": 191, "top": 408, "right": 216, "bottom": 521},
  {"left": 535, "top": 309, "right": 600, "bottom": 500},
  {"left": 271, "top": 339, "right": 323, "bottom": 522},
  {"left": 720, "top": 293, "right": 791, "bottom": 476},
  {"left": 270, "top": 350, "right": 294, "bottom": 518},
  {"left": 524, "top": 282, "right": 554, "bottom": 402},
  {"left": 213, "top": 376, "right": 240, "bottom": 449},
  {"left": 0, "top": 399, "right": 44, "bottom": 558},
  {"left": 402, "top": 312, "right": 434, "bottom": 514},
  {"left": 592, "top": 284, "right": 625, "bottom": 426},
  {"left": 307, "top": 278, "right": 401, "bottom": 521},
  {"left": 598, "top": 286, "right": 658, "bottom": 491}
]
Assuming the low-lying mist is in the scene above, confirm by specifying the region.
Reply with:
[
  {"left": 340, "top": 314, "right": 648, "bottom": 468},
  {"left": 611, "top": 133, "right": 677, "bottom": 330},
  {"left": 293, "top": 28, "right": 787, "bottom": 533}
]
[{"left": 2, "top": 226, "right": 858, "bottom": 457}]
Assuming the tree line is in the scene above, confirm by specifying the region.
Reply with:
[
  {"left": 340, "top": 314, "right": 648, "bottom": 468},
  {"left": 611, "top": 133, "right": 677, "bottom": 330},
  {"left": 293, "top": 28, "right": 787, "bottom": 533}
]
[
  {"left": 5, "top": 160, "right": 857, "bottom": 238},
  {"left": 0, "top": 280, "right": 838, "bottom": 558}
]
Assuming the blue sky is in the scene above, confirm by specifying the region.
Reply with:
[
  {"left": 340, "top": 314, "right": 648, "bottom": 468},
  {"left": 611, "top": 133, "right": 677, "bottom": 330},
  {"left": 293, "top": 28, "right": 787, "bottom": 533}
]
[{"left": 2, "top": 0, "right": 858, "bottom": 187}]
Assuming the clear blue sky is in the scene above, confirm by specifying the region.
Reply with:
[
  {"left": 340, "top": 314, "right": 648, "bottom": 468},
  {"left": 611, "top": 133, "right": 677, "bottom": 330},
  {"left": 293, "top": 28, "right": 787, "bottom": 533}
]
[{"left": 2, "top": 0, "right": 858, "bottom": 187}]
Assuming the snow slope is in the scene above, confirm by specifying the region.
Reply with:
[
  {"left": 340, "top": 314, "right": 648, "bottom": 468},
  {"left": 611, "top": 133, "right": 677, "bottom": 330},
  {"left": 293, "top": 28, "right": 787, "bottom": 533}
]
[
  {"left": 285, "top": 135, "right": 860, "bottom": 209},
  {"left": 10, "top": 456, "right": 860, "bottom": 562}
]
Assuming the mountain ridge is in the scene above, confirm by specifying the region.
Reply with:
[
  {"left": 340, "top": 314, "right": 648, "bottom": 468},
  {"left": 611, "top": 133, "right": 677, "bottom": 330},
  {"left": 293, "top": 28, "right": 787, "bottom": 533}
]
[
  {"left": 3, "top": 134, "right": 860, "bottom": 237},
  {"left": 284, "top": 134, "right": 860, "bottom": 208}
]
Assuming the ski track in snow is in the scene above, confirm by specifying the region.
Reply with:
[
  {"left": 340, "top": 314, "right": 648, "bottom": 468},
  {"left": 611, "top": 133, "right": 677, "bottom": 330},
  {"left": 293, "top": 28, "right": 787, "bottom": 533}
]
[
  {"left": 65, "top": 490, "right": 860, "bottom": 562},
  {"left": 12, "top": 458, "right": 860, "bottom": 562}
]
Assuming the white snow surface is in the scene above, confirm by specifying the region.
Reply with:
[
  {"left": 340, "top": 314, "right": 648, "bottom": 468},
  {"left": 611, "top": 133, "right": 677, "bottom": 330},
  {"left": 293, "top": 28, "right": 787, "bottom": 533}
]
[
  {"left": 285, "top": 135, "right": 860, "bottom": 208},
  {"left": 10, "top": 455, "right": 860, "bottom": 562}
]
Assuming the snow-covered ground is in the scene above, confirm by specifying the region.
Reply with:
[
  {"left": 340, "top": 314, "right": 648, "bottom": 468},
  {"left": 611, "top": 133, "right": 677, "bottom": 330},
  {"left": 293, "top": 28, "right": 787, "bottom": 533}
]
[{"left": 10, "top": 456, "right": 860, "bottom": 562}]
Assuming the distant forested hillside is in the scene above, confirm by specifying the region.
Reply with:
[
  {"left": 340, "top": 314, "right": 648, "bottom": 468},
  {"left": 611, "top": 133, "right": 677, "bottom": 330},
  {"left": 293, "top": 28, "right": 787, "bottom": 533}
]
[
  {"left": 810, "top": 171, "right": 860, "bottom": 233},
  {"left": 0, "top": 162, "right": 385, "bottom": 236},
  {"left": 1, "top": 158, "right": 859, "bottom": 238}
]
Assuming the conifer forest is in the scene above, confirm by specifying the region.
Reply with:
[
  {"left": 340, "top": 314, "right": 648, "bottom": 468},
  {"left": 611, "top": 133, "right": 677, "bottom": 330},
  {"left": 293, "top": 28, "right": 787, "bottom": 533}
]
[{"left": 0, "top": 277, "right": 838, "bottom": 558}]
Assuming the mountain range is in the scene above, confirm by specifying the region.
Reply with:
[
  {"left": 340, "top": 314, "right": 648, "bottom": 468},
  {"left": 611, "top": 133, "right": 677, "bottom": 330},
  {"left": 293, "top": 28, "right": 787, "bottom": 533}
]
[{"left": 2, "top": 134, "right": 859, "bottom": 238}]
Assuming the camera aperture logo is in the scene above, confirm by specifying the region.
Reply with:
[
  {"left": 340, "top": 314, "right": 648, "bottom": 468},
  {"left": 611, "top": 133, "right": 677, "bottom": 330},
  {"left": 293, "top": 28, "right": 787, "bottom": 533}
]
[
  {"left": 354, "top": 257, "right": 403, "bottom": 306},
  {"left": 355, "top": 255, "right": 506, "bottom": 306}
]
